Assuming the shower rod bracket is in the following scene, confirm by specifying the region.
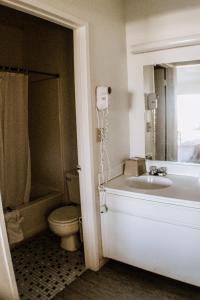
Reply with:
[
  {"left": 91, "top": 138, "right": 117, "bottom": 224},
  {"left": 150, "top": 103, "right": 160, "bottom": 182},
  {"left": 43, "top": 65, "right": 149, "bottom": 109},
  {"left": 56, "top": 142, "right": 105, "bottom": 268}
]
[{"left": 0, "top": 65, "right": 59, "bottom": 78}]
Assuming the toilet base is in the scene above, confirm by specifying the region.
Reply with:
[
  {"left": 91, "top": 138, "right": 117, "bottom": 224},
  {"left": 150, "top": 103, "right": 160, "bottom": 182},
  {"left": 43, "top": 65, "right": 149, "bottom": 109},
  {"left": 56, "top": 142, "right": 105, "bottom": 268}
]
[{"left": 61, "top": 234, "right": 81, "bottom": 251}]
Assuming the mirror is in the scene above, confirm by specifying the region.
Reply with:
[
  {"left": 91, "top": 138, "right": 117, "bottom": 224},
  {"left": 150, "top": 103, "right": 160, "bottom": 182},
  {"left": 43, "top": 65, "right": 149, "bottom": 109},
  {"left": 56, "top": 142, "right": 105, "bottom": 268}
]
[{"left": 144, "top": 60, "right": 200, "bottom": 163}]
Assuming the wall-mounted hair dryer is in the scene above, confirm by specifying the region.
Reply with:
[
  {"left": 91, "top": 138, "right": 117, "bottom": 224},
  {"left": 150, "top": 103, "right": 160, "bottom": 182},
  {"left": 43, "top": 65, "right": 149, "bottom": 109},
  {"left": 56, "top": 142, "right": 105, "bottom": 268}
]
[{"left": 96, "top": 86, "right": 112, "bottom": 110}]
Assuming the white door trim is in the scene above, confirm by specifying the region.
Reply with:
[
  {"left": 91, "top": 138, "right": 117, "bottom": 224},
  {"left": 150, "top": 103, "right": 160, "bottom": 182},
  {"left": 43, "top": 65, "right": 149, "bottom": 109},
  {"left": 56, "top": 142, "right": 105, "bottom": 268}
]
[
  {"left": 0, "top": 197, "right": 19, "bottom": 300},
  {"left": 0, "top": 1, "right": 99, "bottom": 298},
  {"left": 73, "top": 26, "right": 100, "bottom": 269}
]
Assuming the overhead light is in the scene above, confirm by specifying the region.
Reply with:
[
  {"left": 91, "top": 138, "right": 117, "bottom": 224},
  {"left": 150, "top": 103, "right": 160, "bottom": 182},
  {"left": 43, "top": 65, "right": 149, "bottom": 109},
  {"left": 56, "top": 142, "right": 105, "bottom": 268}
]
[{"left": 131, "top": 34, "right": 200, "bottom": 54}]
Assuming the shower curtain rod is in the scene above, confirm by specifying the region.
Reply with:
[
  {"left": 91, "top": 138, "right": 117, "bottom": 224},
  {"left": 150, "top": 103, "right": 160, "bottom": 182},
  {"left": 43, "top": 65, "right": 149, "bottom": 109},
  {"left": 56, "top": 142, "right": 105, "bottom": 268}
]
[{"left": 0, "top": 65, "right": 59, "bottom": 78}]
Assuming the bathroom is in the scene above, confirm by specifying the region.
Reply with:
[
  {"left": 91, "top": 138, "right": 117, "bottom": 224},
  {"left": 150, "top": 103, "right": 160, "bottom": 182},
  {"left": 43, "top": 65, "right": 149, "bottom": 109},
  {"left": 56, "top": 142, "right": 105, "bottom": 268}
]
[
  {"left": 2, "top": 1, "right": 200, "bottom": 300},
  {"left": 0, "top": 5, "right": 85, "bottom": 300}
]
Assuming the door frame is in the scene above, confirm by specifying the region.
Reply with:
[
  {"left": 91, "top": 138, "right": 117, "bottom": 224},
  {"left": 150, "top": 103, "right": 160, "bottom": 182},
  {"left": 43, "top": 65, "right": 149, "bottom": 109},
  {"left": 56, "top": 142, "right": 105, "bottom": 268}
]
[{"left": 0, "top": 1, "right": 99, "bottom": 298}]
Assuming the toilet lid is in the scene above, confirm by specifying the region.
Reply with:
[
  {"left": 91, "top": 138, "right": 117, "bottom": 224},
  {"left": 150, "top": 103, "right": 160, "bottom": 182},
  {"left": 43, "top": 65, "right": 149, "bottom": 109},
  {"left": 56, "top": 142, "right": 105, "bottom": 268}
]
[{"left": 48, "top": 206, "right": 81, "bottom": 224}]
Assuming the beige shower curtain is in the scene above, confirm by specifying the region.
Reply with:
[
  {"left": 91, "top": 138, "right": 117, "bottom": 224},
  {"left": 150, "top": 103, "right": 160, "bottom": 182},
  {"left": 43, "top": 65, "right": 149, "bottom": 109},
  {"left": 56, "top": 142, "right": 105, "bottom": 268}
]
[{"left": 0, "top": 72, "right": 31, "bottom": 208}]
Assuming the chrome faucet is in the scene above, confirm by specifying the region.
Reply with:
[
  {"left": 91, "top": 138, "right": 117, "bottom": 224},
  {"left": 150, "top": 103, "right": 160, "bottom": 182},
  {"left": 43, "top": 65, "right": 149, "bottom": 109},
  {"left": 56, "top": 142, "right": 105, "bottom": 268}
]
[
  {"left": 149, "top": 166, "right": 167, "bottom": 176},
  {"left": 149, "top": 166, "right": 158, "bottom": 175}
]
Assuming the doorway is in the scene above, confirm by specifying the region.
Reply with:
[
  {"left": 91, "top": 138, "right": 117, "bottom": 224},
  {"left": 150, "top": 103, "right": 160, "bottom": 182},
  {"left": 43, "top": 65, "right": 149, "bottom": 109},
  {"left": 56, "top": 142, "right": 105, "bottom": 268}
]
[{"left": 0, "top": 2, "right": 98, "bottom": 300}]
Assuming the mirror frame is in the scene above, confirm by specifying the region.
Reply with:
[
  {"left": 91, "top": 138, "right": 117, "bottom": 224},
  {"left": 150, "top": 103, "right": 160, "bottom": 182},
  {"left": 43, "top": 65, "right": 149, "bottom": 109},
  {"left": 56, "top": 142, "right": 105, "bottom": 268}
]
[{"left": 129, "top": 44, "right": 200, "bottom": 165}]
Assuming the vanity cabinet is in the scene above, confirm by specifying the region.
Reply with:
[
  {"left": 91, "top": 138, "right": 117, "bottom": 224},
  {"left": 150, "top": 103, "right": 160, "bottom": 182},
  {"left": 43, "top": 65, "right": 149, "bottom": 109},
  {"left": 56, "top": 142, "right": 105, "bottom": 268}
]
[{"left": 100, "top": 190, "right": 200, "bottom": 287}]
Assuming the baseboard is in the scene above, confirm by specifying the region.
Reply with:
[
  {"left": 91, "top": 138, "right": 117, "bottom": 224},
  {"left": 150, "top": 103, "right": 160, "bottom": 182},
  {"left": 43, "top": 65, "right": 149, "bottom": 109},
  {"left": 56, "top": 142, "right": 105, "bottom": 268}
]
[{"left": 99, "top": 257, "right": 109, "bottom": 269}]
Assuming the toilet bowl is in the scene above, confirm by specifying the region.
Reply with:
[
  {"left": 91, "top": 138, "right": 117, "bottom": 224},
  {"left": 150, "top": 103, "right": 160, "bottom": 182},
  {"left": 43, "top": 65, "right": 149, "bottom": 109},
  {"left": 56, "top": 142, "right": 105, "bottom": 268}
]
[{"left": 48, "top": 205, "right": 81, "bottom": 251}]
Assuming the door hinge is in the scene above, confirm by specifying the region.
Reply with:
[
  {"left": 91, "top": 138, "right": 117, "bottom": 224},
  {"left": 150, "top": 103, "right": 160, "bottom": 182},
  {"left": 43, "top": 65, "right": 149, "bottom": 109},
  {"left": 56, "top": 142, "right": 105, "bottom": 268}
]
[
  {"left": 100, "top": 204, "right": 108, "bottom": 214},
  {"left": 76, "top": 165, "right": 81, "bottom": 172}
]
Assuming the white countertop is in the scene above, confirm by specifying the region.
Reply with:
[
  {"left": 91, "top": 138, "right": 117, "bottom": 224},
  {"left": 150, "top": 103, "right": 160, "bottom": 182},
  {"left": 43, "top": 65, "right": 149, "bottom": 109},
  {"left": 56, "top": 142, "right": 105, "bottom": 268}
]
[{"left": 105, "top": 174, "right": 200, "bottom": 208}]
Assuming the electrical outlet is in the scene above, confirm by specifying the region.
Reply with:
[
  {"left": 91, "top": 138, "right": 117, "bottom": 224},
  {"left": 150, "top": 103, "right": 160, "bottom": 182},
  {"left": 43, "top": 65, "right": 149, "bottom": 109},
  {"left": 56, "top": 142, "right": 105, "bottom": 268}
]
[
  {"left": 146, "top": 122, "right": 152, "bottom": 132},
  {"left": 96, "top": 128, "right": 104, "bottom": 143}
]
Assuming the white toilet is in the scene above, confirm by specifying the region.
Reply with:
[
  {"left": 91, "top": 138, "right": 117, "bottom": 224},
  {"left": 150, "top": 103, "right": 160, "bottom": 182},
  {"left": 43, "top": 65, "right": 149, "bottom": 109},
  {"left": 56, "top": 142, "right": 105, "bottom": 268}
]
[{"left": 48, "top": 171, "right": 81, "bottom": 251}]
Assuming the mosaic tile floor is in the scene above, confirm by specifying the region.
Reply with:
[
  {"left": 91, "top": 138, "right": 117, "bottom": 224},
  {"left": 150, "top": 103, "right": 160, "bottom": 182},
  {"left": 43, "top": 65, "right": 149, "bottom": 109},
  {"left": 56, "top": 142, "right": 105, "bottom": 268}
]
[{"left": 11, "top": 231, "right": 86, "bottom": 300}]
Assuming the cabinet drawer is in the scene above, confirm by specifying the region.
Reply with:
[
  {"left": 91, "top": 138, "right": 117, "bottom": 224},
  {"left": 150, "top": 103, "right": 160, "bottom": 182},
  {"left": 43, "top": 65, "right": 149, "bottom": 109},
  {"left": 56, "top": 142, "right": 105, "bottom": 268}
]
[{"left": 105, "top": 192, "right": 200, "bottom": 229}]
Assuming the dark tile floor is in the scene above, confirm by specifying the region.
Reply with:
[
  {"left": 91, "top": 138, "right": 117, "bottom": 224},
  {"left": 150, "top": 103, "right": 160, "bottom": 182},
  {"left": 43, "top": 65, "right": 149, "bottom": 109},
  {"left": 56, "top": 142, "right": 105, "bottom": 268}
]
[
  {"left": 54, "top": 260, "right": 200, "bottom": 300},
  {"left": 11, "top": 231, "right": 86, "bottom": 300}
]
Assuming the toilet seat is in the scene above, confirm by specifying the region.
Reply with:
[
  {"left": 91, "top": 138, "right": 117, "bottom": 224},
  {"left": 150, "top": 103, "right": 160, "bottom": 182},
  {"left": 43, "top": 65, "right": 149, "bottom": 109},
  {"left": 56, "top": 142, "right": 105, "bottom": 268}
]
[{"left": 48, "top": 206, "right": 81, "bottom": 224}]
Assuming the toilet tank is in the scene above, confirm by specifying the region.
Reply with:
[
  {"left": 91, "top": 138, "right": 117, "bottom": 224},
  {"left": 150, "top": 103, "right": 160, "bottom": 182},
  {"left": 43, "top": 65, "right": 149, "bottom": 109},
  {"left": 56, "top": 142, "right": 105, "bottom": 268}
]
[{"left": 66, "top": 170, "right": 80, "bottom": 204}]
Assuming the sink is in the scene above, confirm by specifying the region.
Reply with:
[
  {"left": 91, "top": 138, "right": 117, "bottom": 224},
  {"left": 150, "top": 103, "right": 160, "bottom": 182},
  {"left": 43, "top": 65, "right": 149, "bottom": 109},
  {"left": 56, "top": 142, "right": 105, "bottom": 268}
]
[{"left": 126, "top": 175, "right": 172, "bottom": 190}]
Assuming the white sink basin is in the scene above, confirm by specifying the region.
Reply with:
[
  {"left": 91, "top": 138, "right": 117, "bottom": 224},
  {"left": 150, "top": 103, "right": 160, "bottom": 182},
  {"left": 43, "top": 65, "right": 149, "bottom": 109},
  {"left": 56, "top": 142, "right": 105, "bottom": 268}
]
[{"left": 126, "top": 175, "right": 172, "bottom": 190}]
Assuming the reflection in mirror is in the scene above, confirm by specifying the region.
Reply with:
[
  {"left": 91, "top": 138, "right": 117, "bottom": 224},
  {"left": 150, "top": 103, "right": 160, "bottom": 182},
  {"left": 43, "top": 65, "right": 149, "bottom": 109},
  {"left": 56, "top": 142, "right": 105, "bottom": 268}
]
[{"left": 144, "top": 61, "right": 200, "bottom": 163}]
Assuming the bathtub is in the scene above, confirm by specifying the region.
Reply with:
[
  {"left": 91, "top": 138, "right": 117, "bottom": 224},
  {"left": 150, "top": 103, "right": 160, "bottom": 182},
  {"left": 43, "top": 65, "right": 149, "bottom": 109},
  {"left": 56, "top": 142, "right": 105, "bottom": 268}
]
[{"left": 5, "top": 192, "right": 64, "bottom": 240}]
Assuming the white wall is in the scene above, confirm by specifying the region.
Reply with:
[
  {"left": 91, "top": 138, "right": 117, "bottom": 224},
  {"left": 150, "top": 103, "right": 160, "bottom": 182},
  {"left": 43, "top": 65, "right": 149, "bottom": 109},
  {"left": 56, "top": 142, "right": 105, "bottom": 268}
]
[
  {"left": 40, "top": 0, "right": 130, "bottom": 177},
  {"left": 126, "top": 0, "right": 200, "bottom": 45},
  {"left": 125, "top": 0, "right": 200, "bottom": 157},
  {"left": 176, "top": 65, "right": 200, "bottom": 95}
]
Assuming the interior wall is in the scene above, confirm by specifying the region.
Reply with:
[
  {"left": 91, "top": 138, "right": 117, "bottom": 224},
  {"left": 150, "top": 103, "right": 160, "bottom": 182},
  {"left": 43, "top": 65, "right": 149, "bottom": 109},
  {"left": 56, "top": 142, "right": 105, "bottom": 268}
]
[
  {"left": 176, "top": 65, "right": 200, "bottom": 95},
  {"left": 29, "top": 79, "right": 64, "bottom": 192},
  {"left": 23, "top": 19, "right": 77, "bottom": 175},
  {"left": 125, "top": 0, "right": 200, "bottom": 44},
  {"left": 0, "top": 24, "right": 23, "bottom": 66},
  {"left": 40, "top": 0, "right": 130, "bottom": 176},
  {"left": 125, "top": 0, "right": 200, "bottom": 157},
  {"left": 0, "top": 6, "right": 24, "bottom": 67}
]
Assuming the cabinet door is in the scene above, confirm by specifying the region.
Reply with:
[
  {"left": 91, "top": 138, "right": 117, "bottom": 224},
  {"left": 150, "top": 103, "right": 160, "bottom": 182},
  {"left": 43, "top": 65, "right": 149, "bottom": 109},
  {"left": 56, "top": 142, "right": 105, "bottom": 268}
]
[{"left": 101, "top": 193, "right": 200, "bottom": 287}]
